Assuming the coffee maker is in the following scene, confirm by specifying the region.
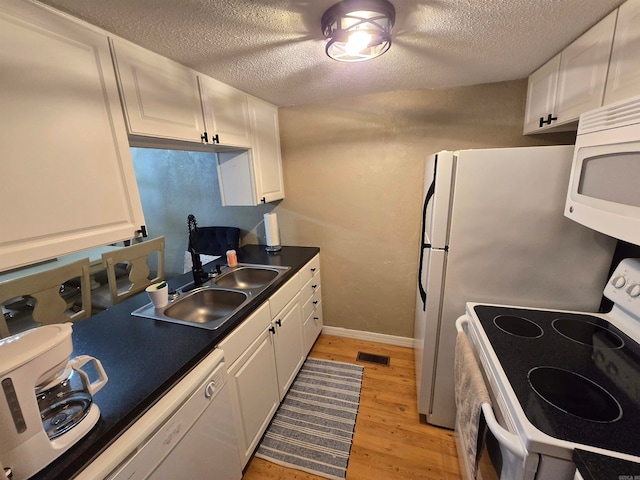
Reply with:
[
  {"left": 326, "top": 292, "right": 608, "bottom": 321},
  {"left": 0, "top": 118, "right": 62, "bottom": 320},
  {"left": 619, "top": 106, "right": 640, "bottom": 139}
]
[{"left": 0, "top": 324, "right": 107, "bottom": 480}]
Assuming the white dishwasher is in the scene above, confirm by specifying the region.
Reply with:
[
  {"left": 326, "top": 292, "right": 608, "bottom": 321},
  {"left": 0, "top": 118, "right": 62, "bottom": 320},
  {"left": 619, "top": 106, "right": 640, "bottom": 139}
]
[{"left": 76, "top": 348, "right": 242, "bottom": 480}]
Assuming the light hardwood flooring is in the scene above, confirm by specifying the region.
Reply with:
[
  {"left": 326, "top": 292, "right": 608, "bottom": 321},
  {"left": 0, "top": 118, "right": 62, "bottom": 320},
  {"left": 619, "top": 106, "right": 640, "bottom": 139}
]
[{"left": 242, "top": 334, "right": 462, "bottom": 480}]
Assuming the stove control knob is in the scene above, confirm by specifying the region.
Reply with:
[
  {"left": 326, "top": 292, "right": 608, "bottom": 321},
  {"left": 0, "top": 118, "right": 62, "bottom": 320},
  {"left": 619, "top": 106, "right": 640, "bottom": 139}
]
[
  {"left": 626, "top": 283, "right": 640, "bottom": 298},
  {"left": 611, "top": 275, "right": 627, "bottom": 289}
]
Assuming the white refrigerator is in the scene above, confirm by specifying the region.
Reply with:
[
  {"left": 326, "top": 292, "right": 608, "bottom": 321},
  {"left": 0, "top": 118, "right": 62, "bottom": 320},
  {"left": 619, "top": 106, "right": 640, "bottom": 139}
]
[{"left": 414, "top": 146, "right": 618, "bottom": 429}]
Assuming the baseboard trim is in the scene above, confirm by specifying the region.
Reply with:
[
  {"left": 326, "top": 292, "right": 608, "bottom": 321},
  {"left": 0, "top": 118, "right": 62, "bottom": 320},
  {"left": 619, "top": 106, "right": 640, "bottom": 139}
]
[{"left": 321, "top": 326, "right": 414, "bottom": 348}]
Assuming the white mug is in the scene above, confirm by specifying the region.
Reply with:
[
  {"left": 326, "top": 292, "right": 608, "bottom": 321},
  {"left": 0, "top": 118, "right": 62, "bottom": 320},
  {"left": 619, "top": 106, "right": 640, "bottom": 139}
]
[{"left": 146, "top": 282, "right": 168, "bottom": 308}]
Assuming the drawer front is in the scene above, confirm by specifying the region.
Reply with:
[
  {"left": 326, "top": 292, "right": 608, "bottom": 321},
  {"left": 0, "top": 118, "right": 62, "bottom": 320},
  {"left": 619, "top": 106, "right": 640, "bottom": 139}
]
[
  {"left": 218, "top": 301, "right": 271, "bottom": 366},
  {"left": 302, "top": 285, "right": 322, "bottom": 320},
  {"left": 269, "top": 272, "right": 300, "bottom": 318},
  {"left": 301, "top": 274, "right": 321, "bottom": 305},
  {"left": 298, "top": 254, "right": 320, "bottom": 286},
  {"left": 303, "top": 300, "right": 323, "bottom": 354}
]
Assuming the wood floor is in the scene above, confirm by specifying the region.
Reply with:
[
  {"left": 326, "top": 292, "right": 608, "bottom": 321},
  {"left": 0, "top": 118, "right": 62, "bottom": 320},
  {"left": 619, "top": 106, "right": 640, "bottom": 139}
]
[{"left": 242, "top": 334, "right": 462, "bottom": 480}]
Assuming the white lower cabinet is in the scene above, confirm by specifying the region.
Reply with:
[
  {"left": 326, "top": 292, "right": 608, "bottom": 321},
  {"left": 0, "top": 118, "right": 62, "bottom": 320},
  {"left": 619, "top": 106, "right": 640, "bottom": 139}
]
[
  {"left": 271, "top": 293, "right": 304, "bottom": 399},
  {"left": 219, "top": 302, "right": 279, "bottom": 468},
  {"left": 219, "top": 270, "right": 306, "bottom": 468},
  {"left": 300, "top": 254, "right": 323, "bottom": 355}
]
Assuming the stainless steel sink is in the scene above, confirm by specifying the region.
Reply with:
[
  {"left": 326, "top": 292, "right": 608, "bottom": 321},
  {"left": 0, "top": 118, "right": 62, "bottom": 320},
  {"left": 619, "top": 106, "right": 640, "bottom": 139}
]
[
  {"left": 213, "top": 265, "right": 286, "bottom": 290},
  {"left": 131, "top": 264, "right": 290, "bottom": 329},
  {"left": 131, "top": 287, "right": 248, "bottom": 330}
]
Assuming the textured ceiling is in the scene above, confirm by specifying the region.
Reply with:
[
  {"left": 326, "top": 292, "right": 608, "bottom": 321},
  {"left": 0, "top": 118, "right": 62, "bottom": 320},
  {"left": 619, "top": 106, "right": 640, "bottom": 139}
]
[{"left": 39, "top": 0, "right": 625, "bottom": 106}]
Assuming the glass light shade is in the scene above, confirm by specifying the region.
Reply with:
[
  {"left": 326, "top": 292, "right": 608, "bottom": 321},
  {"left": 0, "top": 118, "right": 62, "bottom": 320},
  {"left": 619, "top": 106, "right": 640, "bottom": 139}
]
[{"left": 321, "top": 0, "right": 395, "bottom": 62}]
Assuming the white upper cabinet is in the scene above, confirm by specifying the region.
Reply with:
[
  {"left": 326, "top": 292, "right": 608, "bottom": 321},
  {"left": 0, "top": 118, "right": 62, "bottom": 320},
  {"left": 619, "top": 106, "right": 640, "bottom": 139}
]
[
  {"left": 0, "top": 0, "right": 145, "bottom": 271},
  {"left": 523, "top": 54, "right": 561, "bottom": 133},
  {"left": 524, "top": 10, "right": 616, "bottom": 134},
  {"left": 248, "top": 97, "right": 285, "bottom": 203},
  {"left": 110, "top": 37, "right": 206, "bottom": 143},
  {"left": 604, "top": 0, "right": 640, "bottom": 104},
  {"left": 110, "top": 37, "right": 253, "bottom": 149},
  {"left": 199, "top": 76, "right": 252, "bottom": 148},
  {"left": 217, "top": 98, "right": 285, "bottom": 205},
  {"left": 555, "top": 11, "right": 617, "bottom": 123}
]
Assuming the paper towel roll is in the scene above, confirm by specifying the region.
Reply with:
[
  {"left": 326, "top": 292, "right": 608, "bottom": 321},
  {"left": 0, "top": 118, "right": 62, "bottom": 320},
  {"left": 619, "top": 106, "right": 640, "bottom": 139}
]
[{"left": 264, "top": 212, "right": 281, "bottom": 248}]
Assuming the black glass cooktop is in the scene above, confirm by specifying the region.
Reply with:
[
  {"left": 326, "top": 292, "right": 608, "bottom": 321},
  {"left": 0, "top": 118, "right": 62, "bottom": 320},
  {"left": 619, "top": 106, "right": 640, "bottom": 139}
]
[{"left": 473, "top": 305, "right": 640, "bottom": 457}]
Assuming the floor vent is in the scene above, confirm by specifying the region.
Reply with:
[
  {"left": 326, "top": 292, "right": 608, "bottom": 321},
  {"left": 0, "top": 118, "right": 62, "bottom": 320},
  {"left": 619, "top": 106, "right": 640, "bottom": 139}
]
[{"left": 356, "top": 351, "right": 390, "bottom": 366}]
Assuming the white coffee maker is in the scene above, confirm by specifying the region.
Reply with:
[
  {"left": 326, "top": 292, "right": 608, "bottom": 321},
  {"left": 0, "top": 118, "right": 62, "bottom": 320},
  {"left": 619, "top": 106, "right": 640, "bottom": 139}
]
[{"left": 0, "top": 324, "right": 107, "bottom": 480}]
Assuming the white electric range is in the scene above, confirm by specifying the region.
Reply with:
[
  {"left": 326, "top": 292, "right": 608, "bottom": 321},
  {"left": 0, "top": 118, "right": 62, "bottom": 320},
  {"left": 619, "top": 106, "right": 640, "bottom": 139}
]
[{"left": 457, "top": 257, "right": 640, "bottom": 480}]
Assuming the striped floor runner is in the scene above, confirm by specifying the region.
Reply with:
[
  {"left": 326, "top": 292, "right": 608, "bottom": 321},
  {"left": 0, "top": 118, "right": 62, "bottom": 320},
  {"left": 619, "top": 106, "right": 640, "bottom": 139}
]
[{"left": 255, "top": 357, "right": 364, "bottom": 480}]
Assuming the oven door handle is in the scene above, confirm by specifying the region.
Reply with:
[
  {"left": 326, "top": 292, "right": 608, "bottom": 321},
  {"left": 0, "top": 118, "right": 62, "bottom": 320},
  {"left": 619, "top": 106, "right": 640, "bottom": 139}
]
[
  {"left": 455, "top": 315, "right": 468, "bottom": 333},
  {"left": 481, "top": 403, "right": 525, "bottom": 458},
  {"left": 455, "top": 315, "right": 526, "bottom": 459}
]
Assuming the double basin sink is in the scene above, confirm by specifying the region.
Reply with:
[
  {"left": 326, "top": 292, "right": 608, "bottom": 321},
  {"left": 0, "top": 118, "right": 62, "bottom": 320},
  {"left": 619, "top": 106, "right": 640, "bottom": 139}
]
[{"left": 131, "top": 264, "right": 290, "bottom": 330}]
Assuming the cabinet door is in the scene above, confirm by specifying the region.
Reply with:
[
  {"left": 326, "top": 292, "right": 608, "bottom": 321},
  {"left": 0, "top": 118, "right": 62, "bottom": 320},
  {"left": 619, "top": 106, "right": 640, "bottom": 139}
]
[
  {"left": 226, "top": 327, "right": 279, "bottom": 468},
  {"left": 248, "top": 97, "right": 285, "bottom": 203},
  {"left": 0, "top": 1, "right": 145, "bottom": 271},
  {"left": 555, "top": 10, "right": 616, "bottom": 123},
  {"left": 523, "top": 54, "right": 560, "bottom": 134},
  {"left": 199, "top": 76, "right": 252, "bottom": 148},
  {"left": 272, "top": 293, "right": 304, "bottom": 399},
  {"left": 604, "top": 0, "right": 640, "bottom": 105},
  {"left": 110, "top": 37, "right": 205, "bottom": 143}
]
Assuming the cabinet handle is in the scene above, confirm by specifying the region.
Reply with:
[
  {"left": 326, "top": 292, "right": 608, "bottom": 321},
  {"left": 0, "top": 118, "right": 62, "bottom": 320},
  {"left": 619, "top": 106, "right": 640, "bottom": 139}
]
[
  {"left": 201, "top": 131, "right": 208, "bottom": 143},
  {"left": 310, "top": 268, "right": 316, "bottom": 272},
  {"left": 313, "top": 301, "right": 319, "bottom": 305},
  {"left": 269, "top": 326, "right": 276, "bottom": 334},
  {"left": 211, "top": 133, "right": 220, "bottom": 144},
  {"left": 261, "top": 197, "right": 266, "bottom": 203},
  {"left": 312, "top": 284, "right": 318, "bottom": 289},
  {"left": 276, "top": 319, "right": 282, "bottom": 327},
  {"left": 539, "top": 114, "right": 557, "bottom": 128},
  {"left": 313, "top": 316, "right": 319, "bottom": 320}
]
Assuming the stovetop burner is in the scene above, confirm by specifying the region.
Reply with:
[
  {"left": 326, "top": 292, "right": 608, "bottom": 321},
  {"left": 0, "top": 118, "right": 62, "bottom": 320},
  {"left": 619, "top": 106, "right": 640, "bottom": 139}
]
[
  {"left": 551, "top": 318, "right": 624, "bottom": 349},
  {"left": 473, "top": 304, "right": 640, "bottom": 457},
  {"left": 528, "top": 366, "right": 622, "bottom": 423},
  {"left": 494, "top": 315, "right": 543, "bottom": 338}
]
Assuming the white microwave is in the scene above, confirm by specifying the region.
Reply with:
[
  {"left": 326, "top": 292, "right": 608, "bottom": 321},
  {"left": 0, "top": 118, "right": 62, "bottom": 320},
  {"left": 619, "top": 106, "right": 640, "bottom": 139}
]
[{"left": 565, "top": 95, "right": 640, "bottom": 247}]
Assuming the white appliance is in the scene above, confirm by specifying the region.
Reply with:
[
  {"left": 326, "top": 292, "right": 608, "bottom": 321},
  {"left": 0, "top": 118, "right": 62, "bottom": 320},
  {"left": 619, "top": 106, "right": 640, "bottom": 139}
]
[
  {"left": 565, "top": 94, "right": 640, "bottom": 246},
  {"left": 455, "top": 257, "right": 640, "bottom": 480},
  {"left": 76, "top": 348, "right": 242, "bottom": 480},
  {"left": 414, "top": 146, "right": 617, "bottom": 429},
  {"left": 0, "top": 324, "right": 108, "bottom": 480},
  {"left": 452, "top": 99, "right": 640, "bottom": 480}
]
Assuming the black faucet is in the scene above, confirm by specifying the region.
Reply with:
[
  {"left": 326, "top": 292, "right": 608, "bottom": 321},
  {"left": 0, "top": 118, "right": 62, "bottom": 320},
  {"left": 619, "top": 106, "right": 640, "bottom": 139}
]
[{"left": 187, "top": 214, "right": 209, "bottom": 288}]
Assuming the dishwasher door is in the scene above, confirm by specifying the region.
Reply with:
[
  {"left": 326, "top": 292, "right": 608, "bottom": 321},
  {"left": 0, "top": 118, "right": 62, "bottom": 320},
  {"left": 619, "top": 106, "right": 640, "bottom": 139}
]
[
  {"left": 109, "top": 355, "right": 241, "bottom": 480},
  {"left": 75, "top": 348, "right": 241, "bottom": 480}
]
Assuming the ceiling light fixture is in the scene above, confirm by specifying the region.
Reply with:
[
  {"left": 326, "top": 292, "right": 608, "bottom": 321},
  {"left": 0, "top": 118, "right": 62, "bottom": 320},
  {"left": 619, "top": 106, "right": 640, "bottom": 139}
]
[{"left": 321, "top": 0, "right": 396, "bottom": 63}]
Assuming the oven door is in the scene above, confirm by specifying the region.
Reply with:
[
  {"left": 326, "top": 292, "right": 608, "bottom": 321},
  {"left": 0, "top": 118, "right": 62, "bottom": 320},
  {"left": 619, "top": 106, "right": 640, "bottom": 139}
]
[{"left": 454, "top": 316, "right": 539, "bottom": 480}]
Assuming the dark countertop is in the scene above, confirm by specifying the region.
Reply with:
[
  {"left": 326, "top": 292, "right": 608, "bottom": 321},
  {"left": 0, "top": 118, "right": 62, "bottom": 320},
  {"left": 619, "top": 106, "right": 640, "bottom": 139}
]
[
  {"left": 33, "top": 245, "right": 319, "bottom": 480},
  {"left": 574, "top": 449, "right": 640, "bottom": 480}
]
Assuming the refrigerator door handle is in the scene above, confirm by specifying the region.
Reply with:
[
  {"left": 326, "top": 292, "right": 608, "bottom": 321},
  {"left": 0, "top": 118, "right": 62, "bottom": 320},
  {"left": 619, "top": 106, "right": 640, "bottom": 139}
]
[{"left": 418, "top": 160, "right": 437, "bottom": 311}]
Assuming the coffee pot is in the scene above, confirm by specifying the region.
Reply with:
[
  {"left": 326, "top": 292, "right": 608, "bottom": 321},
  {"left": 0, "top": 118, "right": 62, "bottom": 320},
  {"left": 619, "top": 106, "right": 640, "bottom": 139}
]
[{"left": 0, "top": 324, "right": 107, "bottom": 480}]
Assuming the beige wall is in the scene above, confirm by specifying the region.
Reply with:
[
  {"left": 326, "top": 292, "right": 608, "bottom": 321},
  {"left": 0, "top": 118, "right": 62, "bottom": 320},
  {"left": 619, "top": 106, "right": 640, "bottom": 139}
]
[{"left": 275, "top": 79, "right": 574, "bottom": 339}]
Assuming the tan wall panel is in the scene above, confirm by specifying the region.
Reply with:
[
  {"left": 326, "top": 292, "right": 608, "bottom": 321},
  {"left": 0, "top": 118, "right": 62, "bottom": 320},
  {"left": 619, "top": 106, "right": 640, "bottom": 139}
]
[{"left": 276, "top": 79, "right": 574, "bottom": 338}]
